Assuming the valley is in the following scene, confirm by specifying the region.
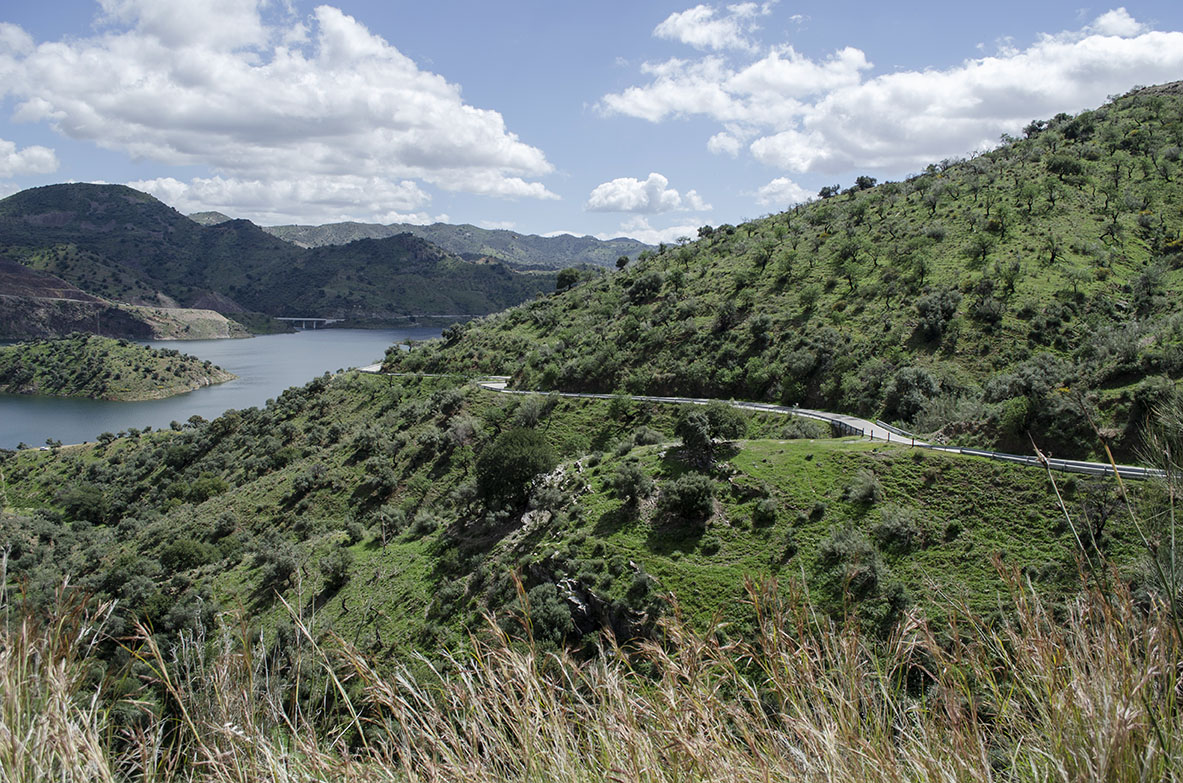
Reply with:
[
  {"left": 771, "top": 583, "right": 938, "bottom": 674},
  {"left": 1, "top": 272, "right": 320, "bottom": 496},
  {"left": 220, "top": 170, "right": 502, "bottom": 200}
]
[
  {"left": 0, "top": 185, "right": 626, "bottom": 340},
  {"left": 2, "top": 79, "right": 1182, "bottom": 782}
]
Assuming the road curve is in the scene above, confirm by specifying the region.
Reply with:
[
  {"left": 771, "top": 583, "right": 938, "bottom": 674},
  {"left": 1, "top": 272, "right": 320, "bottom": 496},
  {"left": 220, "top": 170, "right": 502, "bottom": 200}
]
[
  {"left": 474, "top": 381, "right": 1162, "bottom": 482},
  {"left": 356, "top": 367, "right": 1162, "bottom": 481}
]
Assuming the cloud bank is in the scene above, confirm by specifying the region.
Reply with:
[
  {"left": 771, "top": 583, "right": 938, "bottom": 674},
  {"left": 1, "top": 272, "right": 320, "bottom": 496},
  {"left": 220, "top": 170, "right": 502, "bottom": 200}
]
[
  {"left": 603, "top": 6, "right": 1183, "bottom": 177},
  {"left": 0, "top": 0, "right": 556, "bottom": 222}
]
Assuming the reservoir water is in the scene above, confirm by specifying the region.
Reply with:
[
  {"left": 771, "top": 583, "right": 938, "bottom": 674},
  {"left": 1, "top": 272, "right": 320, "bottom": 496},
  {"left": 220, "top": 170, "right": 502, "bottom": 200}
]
[{"left": 0, "top": 327, "right": 440, "bottom": 449}]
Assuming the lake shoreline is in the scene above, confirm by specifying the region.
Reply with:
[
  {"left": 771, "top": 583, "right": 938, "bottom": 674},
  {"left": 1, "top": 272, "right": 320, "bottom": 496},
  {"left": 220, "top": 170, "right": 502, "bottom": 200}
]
[{"left": 0, "top": 327, "right": 440, "bottom": 449}]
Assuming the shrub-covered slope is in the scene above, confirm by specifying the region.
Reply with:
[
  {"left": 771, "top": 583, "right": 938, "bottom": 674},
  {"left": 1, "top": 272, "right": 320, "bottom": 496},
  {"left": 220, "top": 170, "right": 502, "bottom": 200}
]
[
  {"left": 0, "top": 334, "right": 235, "bottom": 400},
  {"left": 390, "top": 85, "right": 1183, "bottom": 459},
  {"left": 1, "top": 370, "right": 1152, "bottom": 662}
]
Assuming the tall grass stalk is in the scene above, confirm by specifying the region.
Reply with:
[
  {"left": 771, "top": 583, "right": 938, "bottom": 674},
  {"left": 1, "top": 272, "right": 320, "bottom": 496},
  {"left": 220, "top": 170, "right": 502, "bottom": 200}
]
[
  {"left": 0, "top": 585, "right": 116, "bottom": 782},
  {"left": 3, "top": 570, "right": 1180, "bottom": 782}
]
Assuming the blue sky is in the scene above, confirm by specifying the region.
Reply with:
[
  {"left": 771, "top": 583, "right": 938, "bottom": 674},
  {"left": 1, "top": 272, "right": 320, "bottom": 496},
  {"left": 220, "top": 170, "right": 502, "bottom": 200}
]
[{"left": 2, "top": 1, "right": 1183, "bottom": 242}]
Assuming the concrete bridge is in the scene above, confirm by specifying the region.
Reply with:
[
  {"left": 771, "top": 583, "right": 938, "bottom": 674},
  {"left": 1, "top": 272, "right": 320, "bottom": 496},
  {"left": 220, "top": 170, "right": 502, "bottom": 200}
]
[{"left": 275, "top": 317, "right": 344, "bottom": 329}]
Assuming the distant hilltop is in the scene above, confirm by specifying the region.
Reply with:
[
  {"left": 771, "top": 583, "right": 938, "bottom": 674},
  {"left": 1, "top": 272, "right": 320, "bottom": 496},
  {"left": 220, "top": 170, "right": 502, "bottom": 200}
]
[
  {"left": 252, "top": 220, "right": 653, "bottom": 270},
  {"left": 0, "top": 182, "right": 566, "bottom": 339}
]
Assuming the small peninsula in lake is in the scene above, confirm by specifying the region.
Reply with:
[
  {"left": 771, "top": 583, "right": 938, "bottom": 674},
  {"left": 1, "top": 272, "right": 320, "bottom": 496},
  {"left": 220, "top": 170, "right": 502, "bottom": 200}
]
[{"left": 0, "top": 333, "right": 235, "bottom": 401}]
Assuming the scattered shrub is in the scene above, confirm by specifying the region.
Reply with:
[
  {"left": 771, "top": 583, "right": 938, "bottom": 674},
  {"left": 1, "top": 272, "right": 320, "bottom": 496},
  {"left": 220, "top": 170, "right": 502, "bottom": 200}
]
[
  {"left": 522, "top": 582, "right": 574, "bottom": 646},
  {"left": 883, "top": 366, "right": 940, "bottom": 422},
  {"left": 159, "top": 537, "right": 217, "bottom": 571},
  {"left": 658, "top": 472, "right": 715, "bottom": 524},
  {"left": 632, "top": 426, "right": 664, "bottom": 446},
  {"left": 609, "top": 461, "right": 654, "bottom": 504},
  {"left": 818, "top": 526, "right": 883, "bottom": 600},
  {"left": 752, "top": 497, "right": 778, "bottom": 527},
  {"left": 872, "top": 505, "right": 923, "bottom": 553},
  {"left": 843, "top": 469, "right": 883, "bottom": 504},
  {"left": 320, "top": 546, "right": 354, "bottom": 591},
  {"left": 781, "top": 417, "right": 826, "bottom": 439},
  {"left": 915, "top": 286, "right": 962, "bottom": 339},
  {"left": 476, "top": 428, "right": 558, "bottom": 508}
]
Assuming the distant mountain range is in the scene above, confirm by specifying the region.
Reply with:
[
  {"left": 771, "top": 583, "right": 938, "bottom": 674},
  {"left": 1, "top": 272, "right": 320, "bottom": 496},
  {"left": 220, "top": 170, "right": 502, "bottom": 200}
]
[
  {"left": 0, "top": 184, "right": 575, "bottom": 338},
  {"left": 199, "top": 216, "right": 654, "bottom": 269}
]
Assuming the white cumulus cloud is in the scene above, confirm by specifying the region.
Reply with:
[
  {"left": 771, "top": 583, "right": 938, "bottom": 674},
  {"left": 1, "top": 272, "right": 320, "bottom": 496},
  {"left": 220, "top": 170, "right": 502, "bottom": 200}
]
[
  {"left": 754, "top": 176, "right": 809, "bottom": 207},
  {"left": 654, "top": 2, "right": 775, "bottom": 53},
  {"left": 601, "top": 216, "right": 703, "bottom": 245},
  {"left": 0, "top": 137, "right": 58, "bottom": 178},
  {"left": 604, "top": 7, "right": 1183, "bottom": 179},
  {"left": 707, "top": 130, "right": 744, "bottom": 156},
  {"left": 1, "top": 1, "right": 556, "bottom": 222},
  {"left": 586, "top": 172, "right": 711, "bottom": 213},
  {"left": 1088, "top": 7, "right": 1146, "bottom": 37}
]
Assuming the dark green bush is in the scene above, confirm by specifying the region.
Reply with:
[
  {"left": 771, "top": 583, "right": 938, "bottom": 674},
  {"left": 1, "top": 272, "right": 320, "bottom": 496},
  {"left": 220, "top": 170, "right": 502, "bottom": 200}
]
[
  {"left": 476, "top": 427, "right": 558, "bottom": 508},
  {"left": 752, "top": 497, "right": 778, "bottom": 527},
  {"left": 609, "top": 461, "right": 654, "bottom": 504},
  {"left": 320, "top": 546, "right": 354, "bottom": 591},
  {"left": 159, "top": 537, "right": 217, "bottom": 571},
  {"left": 883, "top": 367, "right": 940, "bottom": 422},
  {"left": 523, "top": 582, "right": 574, "bottom": 647},
  {"left": 915, "top": 286, "right": 962, "bottom": 339},
  {"left": 818, "top": 526, "right": 883, "bottom": 600},
  {"left": 658, "top": 472, "right": 715, "bottom": 524},
  {"left": 872, "top": 505, "right": 923, "bottom": 553}
]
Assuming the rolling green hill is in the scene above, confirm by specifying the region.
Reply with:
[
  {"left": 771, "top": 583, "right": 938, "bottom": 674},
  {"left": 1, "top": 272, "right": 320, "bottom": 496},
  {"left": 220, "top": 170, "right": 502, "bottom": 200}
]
[
  {"left": 267, "top": 235, "right": 557, "bottom": 320},
  {"left": 390, "top": 85, "right": 1183, "bottom": 461},
  {"left": 0, "top": 333, "right": 235, "bottom": 401},
  {"left": 3, "top": 363, "right": 1174, "bottom": 781},
  {"left": 1, "top": 367, "right": 1159, "bottom": 664},
  {"left": 4, "top": 86, "right": 1177, "bottom": 662}
]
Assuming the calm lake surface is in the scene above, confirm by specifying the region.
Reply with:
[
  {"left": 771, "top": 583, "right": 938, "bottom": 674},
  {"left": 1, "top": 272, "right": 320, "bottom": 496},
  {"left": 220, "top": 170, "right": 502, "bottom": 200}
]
[{"left": 0, "top": 327, "right": 440, "bottom": 449}]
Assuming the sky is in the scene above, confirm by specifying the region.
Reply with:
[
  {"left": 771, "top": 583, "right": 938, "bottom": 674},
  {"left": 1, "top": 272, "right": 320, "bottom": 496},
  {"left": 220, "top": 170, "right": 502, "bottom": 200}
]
[{"left": 2, "top": 2, "right": 1183, "bottom": 243}]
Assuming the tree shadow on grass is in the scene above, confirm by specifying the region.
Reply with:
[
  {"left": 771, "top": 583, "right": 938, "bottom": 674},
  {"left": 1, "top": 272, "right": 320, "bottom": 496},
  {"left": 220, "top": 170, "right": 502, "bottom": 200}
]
[
  {"left": 593, "top": 503, "right": 637, "bottom": 537},
  {"left": 590, "top": 424, "right": 621, "bottom": 452},
  {"left": 645, "top": 512, "right": 707, "bottom": 555}
]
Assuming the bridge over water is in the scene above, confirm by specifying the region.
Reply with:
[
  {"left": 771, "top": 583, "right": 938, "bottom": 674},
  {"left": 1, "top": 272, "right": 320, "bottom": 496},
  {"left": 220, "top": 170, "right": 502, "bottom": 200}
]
[{"left": 275, "top": 317, "right": 344, "bottom": 329}]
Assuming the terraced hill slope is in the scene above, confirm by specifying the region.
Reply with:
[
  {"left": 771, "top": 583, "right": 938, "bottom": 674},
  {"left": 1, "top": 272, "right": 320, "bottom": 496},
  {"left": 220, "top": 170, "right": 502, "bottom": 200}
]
[{"left": 3, "top": 370, "right": 1151, "bottom": 659}]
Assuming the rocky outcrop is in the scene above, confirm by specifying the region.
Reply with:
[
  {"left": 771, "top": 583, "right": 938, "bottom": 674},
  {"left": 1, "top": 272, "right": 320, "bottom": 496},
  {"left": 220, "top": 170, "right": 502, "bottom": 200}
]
[{"left": 0, "top": 295, "right": 250, "bottom": 340}]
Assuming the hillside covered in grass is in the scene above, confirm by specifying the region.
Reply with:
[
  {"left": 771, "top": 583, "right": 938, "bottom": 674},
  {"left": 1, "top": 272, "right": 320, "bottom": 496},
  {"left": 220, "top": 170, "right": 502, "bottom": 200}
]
[
  {"left": 1, "top": 368, "right": 1159, "bottom": 669},
  {"left": 0, "top": 333, "right": 235, "bottom": 400},
  {"left": 391, "top": 85, "right": 1183, "bottom": 461}
]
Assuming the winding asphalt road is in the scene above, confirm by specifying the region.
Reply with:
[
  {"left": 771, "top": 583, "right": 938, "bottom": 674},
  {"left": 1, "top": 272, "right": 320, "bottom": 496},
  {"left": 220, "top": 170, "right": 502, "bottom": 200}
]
[{"left": 355, "top": 365, "right": 1162, "bottom": 481}]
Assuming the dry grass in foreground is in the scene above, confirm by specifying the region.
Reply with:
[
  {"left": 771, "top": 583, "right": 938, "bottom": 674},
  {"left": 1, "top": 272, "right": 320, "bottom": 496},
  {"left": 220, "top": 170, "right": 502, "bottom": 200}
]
[{"left": 1, "top": 567, "right": 1181, "bottom": 783}]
